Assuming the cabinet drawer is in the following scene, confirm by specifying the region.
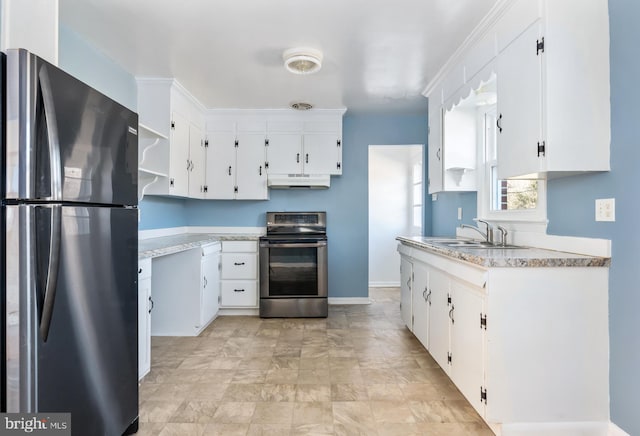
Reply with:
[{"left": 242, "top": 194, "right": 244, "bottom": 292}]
[
  {"left": 222, "top": 240, "right": 258, "bottom": 252},
  {"left": 220, "top": 281, "right": 257, "bottom": 307},
  {"left": 221, "top": 253, "right": 257, "bottom": 279},
  {"left": 138, "top": 258, "right": 152, "bottom": 280}
]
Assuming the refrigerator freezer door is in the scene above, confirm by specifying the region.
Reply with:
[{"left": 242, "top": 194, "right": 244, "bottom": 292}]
[
  {"left": 4, "top": 204, "right": 138, "bottom": 433},
  {"left": 3, "top": 49, "right": 138, "bottom": 206}
]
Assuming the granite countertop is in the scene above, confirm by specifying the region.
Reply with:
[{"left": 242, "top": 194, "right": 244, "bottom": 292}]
[
  {"left": 397, "top": 236, "right": 611, "bottom": 268},
  {"left": 139, "top": 233, "right": 263, "bottom": 259}
]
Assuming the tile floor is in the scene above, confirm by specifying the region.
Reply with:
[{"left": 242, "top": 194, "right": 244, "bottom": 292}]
[{"left": 138, "top": 288, "right": 494, "bottom": 435}]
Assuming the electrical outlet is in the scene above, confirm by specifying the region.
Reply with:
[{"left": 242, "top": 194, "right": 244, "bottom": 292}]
[
  {"left": 595, "top": 198, "right": 615, "bottom": 222},
  {"left": 457, "top": 207, "right": 463, "bottom": 220},
  {"left": 432, "top": 194, "right": 438, "bottom": 202}
]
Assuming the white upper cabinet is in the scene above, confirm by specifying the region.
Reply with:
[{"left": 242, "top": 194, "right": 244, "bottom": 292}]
[
  {"left": 496, "top": 21, "right": 543, "bottom": 180},
  {"left": 423, "top": 0, "right": 610, "bottom": 182},
  {"left": 267, "top": 132, "right": 302, "bottom": 175},
  {"left": 265, "top": 112, "right": 344, "bottom": 177},
  {"left": 137, "top": 79, "right": 206, "bottom": 198},
  {"left": 205, "top": 117, "right": 268, "bottom": 200}
]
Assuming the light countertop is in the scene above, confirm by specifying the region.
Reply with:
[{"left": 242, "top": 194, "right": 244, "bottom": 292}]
[
  {"left": 397, "top": 236, "right": 610, "bottom": 268},
  {"left": 139, "top": 233, "right": 263, "bottom": 259}
]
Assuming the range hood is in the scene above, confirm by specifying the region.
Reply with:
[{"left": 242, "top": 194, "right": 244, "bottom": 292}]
[{"left": 267, "top": 174, "right": 330, "bottom": 189}]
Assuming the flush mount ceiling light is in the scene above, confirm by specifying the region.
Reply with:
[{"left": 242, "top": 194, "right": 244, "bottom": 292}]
[
  {"left": 283, "top": 48, "right": 323, "bottom": 75},
  {"left": 290, "top": 102, "right": 313, "bottom": 110}
]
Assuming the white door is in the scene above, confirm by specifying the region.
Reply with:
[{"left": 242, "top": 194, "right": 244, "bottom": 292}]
[
  {"left": 200, "top": 251, "right": 220, "bottom": 327},
  {"left": 236, "top": 133, "right": 267, "bottom": 199},
  {"left": 303, "top": 134, "right": 340, "bottom": 175},
  {"left": 188, "top": 123, "right": 205, "bottom": 198},
  {"left": 450, "top": 279, "right": 485, "bottom": 415},
  {"left": 496, "top": 22, "right": 543, "bottom": 179},
  {"left": 169, "top": 112, "right": 190, "bottom": 197},
  {"left": 400, "top": 257, "right": 413, "bottom": 329},
  {"left": 206, "top": 131, "right": 236, "bottom": 199},
  {"left": 429, "top": 267, "right": 450, "bottom": 372},
  {"left": 267, "top": 133, "right": 302, "bottom": 174},
  {"left": 411, "top": 262, "right": 430, "bottom": 349}
]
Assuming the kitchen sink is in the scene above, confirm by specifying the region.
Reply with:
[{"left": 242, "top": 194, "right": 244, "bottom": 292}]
[{"left": 433, "top": 240, "right": 525, "bottom": 249}]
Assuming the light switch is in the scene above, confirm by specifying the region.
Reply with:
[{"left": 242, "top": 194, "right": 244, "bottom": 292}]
[{"left": 595, "top": 198, "right": 615, "bottom": 222}]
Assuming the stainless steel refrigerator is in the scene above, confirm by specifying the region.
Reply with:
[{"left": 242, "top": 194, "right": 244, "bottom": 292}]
[{"left": 1, "top": 49, "right": 139, "bottom": 435}]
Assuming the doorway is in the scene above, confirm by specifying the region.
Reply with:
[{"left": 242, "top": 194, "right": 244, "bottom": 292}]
[{"left": 368, "top": 145, "right": 424, "bottom": 287}]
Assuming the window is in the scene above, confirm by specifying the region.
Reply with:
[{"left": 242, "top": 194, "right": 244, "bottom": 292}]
[{"left": 412, "top": 160, "right": 423, "bottom": 234}]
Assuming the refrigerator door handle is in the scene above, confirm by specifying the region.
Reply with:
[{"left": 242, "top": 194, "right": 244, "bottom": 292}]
[
  {"left": 38, "top": 66, "right": 63, "bottom": 201},
  {"left": 38, "top": 204, "right": 62, "bottom": 342}
]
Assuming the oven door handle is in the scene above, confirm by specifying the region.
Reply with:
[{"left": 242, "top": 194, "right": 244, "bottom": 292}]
[{"left": 262, "top": 242, "right": 327, "bottom": 248}]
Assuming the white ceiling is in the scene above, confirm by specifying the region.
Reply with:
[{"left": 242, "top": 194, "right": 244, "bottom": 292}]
[{"left": 59, "top": 0, "right": 498, "bottom": 113}]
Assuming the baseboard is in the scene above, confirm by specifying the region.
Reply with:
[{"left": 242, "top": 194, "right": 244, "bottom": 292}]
[
  {"left": 328, "top": 297, "right": 371, "bottom": 305},
  {"left": 369, "top": 281, "right": 400, "bottom": 288},
  {"left": 217, "top": 308, "right": 260, "bottom": 316},
  {"left": 500, "top": 421, "right": 619, "bottom": 436},
  {"left": 609, "top": 422, "right": 630, "bottom": 436}
]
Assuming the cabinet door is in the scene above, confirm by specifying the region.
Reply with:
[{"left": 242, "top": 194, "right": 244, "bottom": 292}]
[
  {"left": 411, "top": 262, "right": 430, "bottom": 349},
  {"left": 303, "top": 134, "right": 341, "bottom": 175},
  {"left": 428, "top": 106, "right": 443, "bottom": 194},
  {"left": 137, "top": 259, "right": 152, "bottom": 380},
  {"left": 496, "top": 22, "right": 542, "bottom": 179},
  {"left": 200, "top": 251, "right": 220, "bottom": 327},
  {"left": 428, "top": 267, "right": 450, "bottom": 372},
  {"left": 400, "top": 257, "right": 413, "bottom": 329},
  {"left": 188, "top": 123, "right": 206, "bottom": 199},
  {"left": 450, "top": 279, "right": 485, "bottom": 415},
  {"left": 236, "top": 133, "right": 267, "bottom": 200},
  {"left": 169, "top": 112, "right": 190, "bottom": 197},
  {"left": 206, "top": 132, "right": 236, "bottom": 199},
  {"left": 267, "top": 133, "right": 302, "bottom": 175}
]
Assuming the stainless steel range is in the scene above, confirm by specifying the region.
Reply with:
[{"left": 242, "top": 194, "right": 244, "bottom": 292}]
[{"left": 259, "top": 212, "right": 328, "bottom": 318}]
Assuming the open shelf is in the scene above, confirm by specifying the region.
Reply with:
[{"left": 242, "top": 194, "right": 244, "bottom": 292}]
[{"left": 138, "top": 123, "right": 170, "bottom": 200}]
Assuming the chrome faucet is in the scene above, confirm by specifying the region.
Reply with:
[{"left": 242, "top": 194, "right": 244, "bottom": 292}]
[
  {"left": 461, "top": 219, "right": 495, "bottom": 244},
  {"left": 460, "top": 223, "right": 490, "bottom": 243},
  {"left": 496, "top": 225, "right": 508, "bottom": 246}
]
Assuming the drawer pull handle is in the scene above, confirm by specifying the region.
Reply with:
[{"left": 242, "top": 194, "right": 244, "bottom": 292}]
[
  {"left": 234, "top": 262, "right": 245, "bottom": 266},
  {"left": 148, "top": 296, "right": 154, "bottom": 314},
  {"left": 138, "top": 268, "right": 142, "bottom": 274},
  {"left": 234, "top": 289, "right": 245, "bottom": 292}
]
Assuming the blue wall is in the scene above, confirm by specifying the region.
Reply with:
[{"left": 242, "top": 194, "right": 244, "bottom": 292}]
[
  {"left": 58, "top": 25, "right": 137, "bottom": 111},
  {"left": 431, "top": 192, "right": 477, "bottom": 236},
  {"left": 140, "top": 113, "right": 429, "bottom": 299}
]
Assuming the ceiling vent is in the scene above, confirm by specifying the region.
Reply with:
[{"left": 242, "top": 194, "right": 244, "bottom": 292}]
[
  {"left": 290, "top": 102, "right": 313, "bottom": 111},
  {"left": 283, "top": 48, "right": 323, "bottom": 75}
]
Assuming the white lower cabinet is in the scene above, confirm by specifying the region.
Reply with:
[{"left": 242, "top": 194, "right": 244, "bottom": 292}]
[
  {"left": 200, "top": 243, "right": 221, "bottom": 327},
  {"left": 449, "top": 277, "right": 485, "bottom": 414},
  {"left": 398, "top": 242, "right": 609, "bottom": 435},
  {"left": 410, "top": 262, "right": 429, "bottom": 346},
  {"left": 400, "top": 257, "right": 413, "bottom": 329},
  {"left": 138, "top": 258, "right": 152, "bottom": 380},
  {"left": 220, "top": 241, "right": 259, "bottom": 308},
  {"left": 151, "top": 243, "right": 221, "bottom": 336}
]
